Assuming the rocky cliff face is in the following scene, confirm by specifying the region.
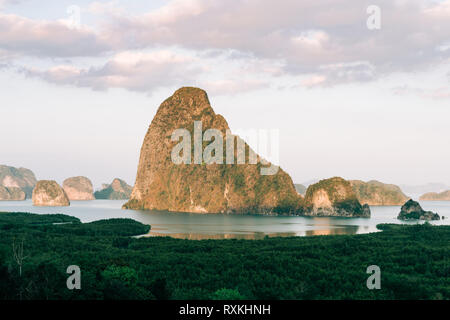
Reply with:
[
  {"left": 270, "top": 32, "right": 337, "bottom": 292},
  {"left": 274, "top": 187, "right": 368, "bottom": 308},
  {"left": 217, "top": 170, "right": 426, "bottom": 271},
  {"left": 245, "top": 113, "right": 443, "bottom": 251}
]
[
  {"left": 419, "top": 190, "right": 450, "bottom": 201},
  {"left": 0, "top": 165, "right": 37, "bottom": 198},
  {"left": 350, "top": 180, "right": 409, "bottom": 206},
  {"left": 123, "top": 87, "right": 302, "bottom": 214},
  {"left": 397, "top": 199, "right": 440, "bottom": 220},
  {"left": 304, "top": 177, "right": 370, "bottom": 217},
  {"left": 32, "top": 180, "right": 70, "bottom": 207},
  {"left": 0, "top": 186, "right": 26, "bottom": 201},
  {"left": 63, "top": 176, "right": 95, "bottom": 200},
  {"left": 95, "top": 178, "right": 132, "bottom": 200}
]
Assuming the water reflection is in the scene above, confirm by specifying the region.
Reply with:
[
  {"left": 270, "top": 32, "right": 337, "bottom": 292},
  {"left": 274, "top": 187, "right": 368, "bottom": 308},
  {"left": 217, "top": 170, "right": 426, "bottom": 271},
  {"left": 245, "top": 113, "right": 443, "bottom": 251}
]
[
  {"left": 144, "top": 231, "right": 299, "bottom": 240},
  {"left": 1, "top": 200, "right": 449, "bottom": 240},
  {"left": 304, "top": 226, "right": 359, "bottom": 236},
  {"left": 145, "top": 225, "right": 361, "bottom": 239}
]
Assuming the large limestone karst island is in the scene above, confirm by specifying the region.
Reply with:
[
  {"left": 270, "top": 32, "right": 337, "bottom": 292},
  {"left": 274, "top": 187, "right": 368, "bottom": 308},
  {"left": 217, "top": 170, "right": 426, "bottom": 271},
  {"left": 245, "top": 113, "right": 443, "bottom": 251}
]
[
  {"left": 303, "top": 177, "right": 371, "bottom": 217},
  {"left": 123, "top": 87, "right": 367, "bottom": 217},
  {"left": 350, "top": 180, "right": 409, "bottom": 206},
  {"left": 123, "top": 87, "right": 302, "bottom": 214},
  {"left": 32, "top": 180, "right": 70, "bottom": 207},
  {"left": 63, "top": 176, "right": 95, "bottom": 200},
  {"left": 0, "top": 165, "right": 37, "bottom": 199}
]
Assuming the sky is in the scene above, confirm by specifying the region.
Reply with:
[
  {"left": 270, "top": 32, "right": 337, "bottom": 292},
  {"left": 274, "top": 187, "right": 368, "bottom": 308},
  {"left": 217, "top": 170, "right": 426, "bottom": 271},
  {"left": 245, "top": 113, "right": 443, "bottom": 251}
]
[{"left": 0, "top": 0, "right": 449, "bottom": 189}]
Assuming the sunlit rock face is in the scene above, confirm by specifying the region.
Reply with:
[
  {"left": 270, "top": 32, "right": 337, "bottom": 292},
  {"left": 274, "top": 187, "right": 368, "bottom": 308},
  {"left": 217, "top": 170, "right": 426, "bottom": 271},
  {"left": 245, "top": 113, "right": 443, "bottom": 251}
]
[
  {"left": 63, "top": 176, "right": 95, "bottom": 201},
  {"left": 123, "top": 87, "right": 302, "bottom": 214},
  {"left": 304, "top": 177, "right": 371, "bottom": 218},
  {"left": 32, "top": 180, "right": 70, "bottom": 207},
  {"left": 0, "top": 186, "right": 26, "bottom": 201}
]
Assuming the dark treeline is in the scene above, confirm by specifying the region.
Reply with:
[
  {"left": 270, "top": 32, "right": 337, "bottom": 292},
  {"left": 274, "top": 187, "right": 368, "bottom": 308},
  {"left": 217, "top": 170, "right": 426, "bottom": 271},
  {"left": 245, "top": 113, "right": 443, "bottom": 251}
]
[{"left": 0, "top": 212, "right": 449, "bottom": 300}]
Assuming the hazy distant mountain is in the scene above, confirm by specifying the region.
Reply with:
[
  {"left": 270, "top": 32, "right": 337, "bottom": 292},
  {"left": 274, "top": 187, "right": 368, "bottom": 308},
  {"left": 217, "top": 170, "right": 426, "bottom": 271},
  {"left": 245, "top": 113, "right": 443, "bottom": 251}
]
[
  {"left": 294, "top": 184, "right": 307, "bottom": 196},
  {"left": 419, "top": 190, "right": 450, "bottom": 201},
  {"left": 301, "top": 179, "right": 319, "bottom": 188},
  {"left": 400, "top": 183, "right": 449, "bottom": 198}
]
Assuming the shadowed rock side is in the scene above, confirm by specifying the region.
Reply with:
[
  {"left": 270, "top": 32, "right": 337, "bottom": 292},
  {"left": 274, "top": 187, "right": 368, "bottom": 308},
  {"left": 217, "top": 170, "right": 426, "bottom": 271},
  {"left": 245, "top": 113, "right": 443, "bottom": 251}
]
[
  {"left": 0, "top": 165, "right": 37, "bottom": 199},
  {"left": 350, "top": 180, "right": 409, "bottom": 206},
  {"left": 304, "top": 177, "right": 371, "bottom": 217},
  {"left": 420, "top": 190, "right": 450, "bottom": 201},
  {"left": 123, "top": 87, "right": 303, "bottom": 214},
  {"left": 95, "top": 178, "right": 132, "bottom": 200},
  {"left": 397, "top": 199, "right": 440, "bottom": 220},
  {"left": 32, "top": 180, "right": 70, "bottom": 207},
  {"left": 0, "top": 186, "right": 26, "bottom": 201},
  {"left": 63, "top": 176, "right": 95, "bottom": 200}
]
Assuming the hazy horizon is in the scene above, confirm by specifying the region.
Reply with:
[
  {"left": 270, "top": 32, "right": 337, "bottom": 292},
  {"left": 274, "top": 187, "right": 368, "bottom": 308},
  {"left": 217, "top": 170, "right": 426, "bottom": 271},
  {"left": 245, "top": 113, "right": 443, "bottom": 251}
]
[{"left": 1, "top": 0, "right": 450, "bottom": 188}]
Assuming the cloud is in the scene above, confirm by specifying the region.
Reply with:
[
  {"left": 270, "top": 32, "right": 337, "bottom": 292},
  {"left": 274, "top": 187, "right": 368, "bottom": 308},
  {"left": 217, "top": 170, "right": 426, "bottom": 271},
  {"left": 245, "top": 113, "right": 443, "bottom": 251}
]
[
  {"left": 423, "top": 0, "right": 450, "bottom": 18},
  {"left": 291, "top": 30, "right": 330, "bottom": 50},
  {"left": 92, "top": 0, "right": 450, "bottom": 84},
  {"left": 2, "top": 0, "right": 450, "bottom": 93},
  {"left": 16, "top": 48, "right": 275, "bottom": 95},
  {"left": 20, "top": 50, "right": 204, "bottom": 93},
  {"left": 87, "top": 1, "right": 127, "bottom": 18},
  {"left": 325, "top": 61, "right": 375, "bottom": 85},
  {"left": 0, "top": 12, "right": 109, "bottom": 57},
  {"left": 301, "top": 75, "right": 327, "bottom": 88},
  {"left": 145, "top": 0, "right": 207, "bottom": 25},
  {"left": 392, "top": 85, "right": 450, "bottom": 100},
  {"left": 199, "top": 79, "right": 269, "bottom": 95},
  {"left": 0, "top": 0, "right": 26, "bottom": 10}
]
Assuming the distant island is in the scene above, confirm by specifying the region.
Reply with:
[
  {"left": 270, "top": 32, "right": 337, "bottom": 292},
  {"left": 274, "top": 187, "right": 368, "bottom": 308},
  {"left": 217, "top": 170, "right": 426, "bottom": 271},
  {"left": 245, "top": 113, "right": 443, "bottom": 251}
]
[
  {"left": 397, "top": 199, "right": 440, "bottom": 221},
  {"left": 63, "top": 176, "right": 95, "bottom": 201},
  {"left": 303, "top": 177, "right": 370, "bottom": 217},
  {"left": 419, "top": 190, "right": 450, "bottom": 201},
  {"left": 0, "top": 186, "right": 25, "bottom": 201},
  {"left": 0, "top": 169, "right": 133, "bottom": 205},
  {"left": 0, "top": 165, "right": 37, "bottom": 200},
  {"left": 32, "top": 180, "right": 70, "bottom": 207},
  {"left": 95, "top": 178, "right": 132, "bottom": 200},
  {"left": 350, "top": 180, "right": 409, "bottom": 206}
]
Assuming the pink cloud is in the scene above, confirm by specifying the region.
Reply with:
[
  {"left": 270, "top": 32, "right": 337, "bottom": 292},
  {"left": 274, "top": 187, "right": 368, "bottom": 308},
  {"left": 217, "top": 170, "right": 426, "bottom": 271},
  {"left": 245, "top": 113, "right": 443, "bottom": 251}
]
[{"left": 0, "top": 12, "right": 109, "bottom": 57}]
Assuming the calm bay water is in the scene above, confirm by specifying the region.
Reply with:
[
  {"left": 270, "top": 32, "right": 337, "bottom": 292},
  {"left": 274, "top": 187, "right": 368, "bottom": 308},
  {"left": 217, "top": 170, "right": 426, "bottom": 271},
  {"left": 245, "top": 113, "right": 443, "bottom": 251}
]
[{"left": 0, "top": 200, "right": 449, "bottom": 239}]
